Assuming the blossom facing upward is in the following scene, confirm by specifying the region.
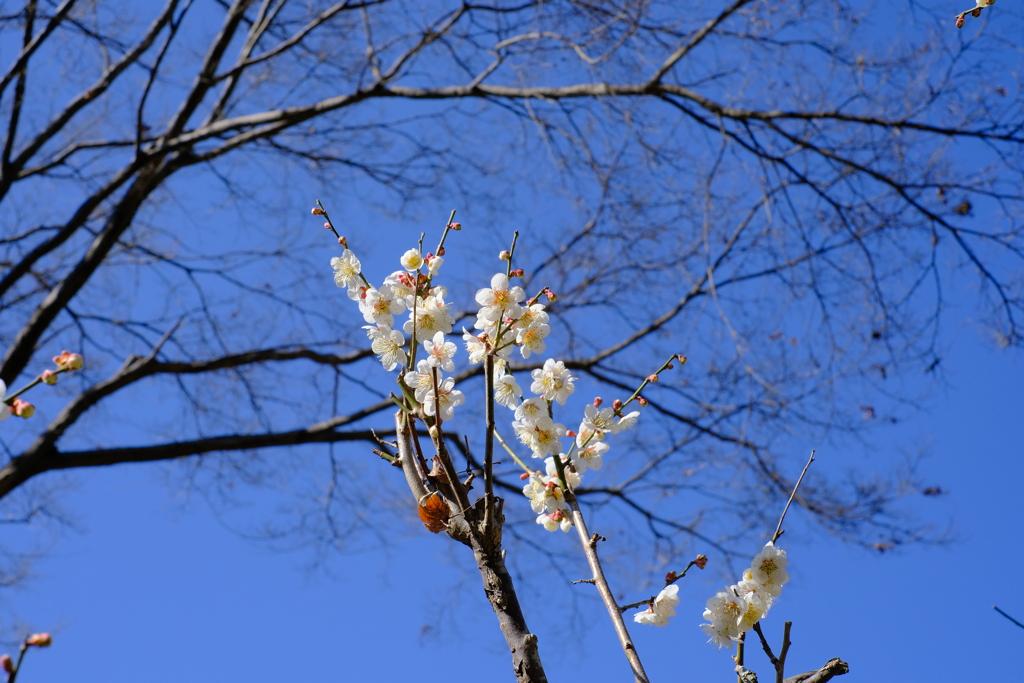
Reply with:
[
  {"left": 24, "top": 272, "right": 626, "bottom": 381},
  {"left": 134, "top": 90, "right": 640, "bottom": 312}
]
[
  {"left": 494, "top": 372, "right": 522, "bottom": 408},
  {"left": 747, "top": 543, "right": 790, "bottom": 597},
  {"left": 530, "top": 358, "right": 575, "bottom": 404},
  {"left": 360, "top": 285, "right": 407, "bottom": 327},
  {"left": 634, "top": 584, "right": 680, "bottom": 627},
  {"left": 400, "top": 248, "right": 424, "bottom": 272},
  {"left": 423, "top": 331, "right": 457, "bottom": 372}
]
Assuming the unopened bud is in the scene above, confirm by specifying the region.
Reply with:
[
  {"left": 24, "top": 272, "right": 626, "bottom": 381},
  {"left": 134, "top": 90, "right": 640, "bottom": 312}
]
[
  {"left": 41, "top": 369, "right": 58, "bottom": 385},
  {"left": 666, "top": 363, "right": 673, "bottom": 370},
  {"left": 565, "top": 429, "right": 577, "bottom": 438},
  {"left": 311, "top": 207, "right": 325, "bottom": 216},
  {"left": 971, "top": 7, "right": 981, "bottom": 17},
  {"left": 956, "top": 15, "right": 965, "bottom": 28},
  {"left": 665, "top": 570, "right": 678, "bottom": 583},
  {"left": 323, "top": 222, "right": 332, "bottom": 230},
  {"left": 637, "top": 396, "right": 648, "bottom": 407},
  {"left": 676, "top": 354, "right": 687, "bottom": 365},
  {"left": 593, "top": 397, "right": 603, "bottom": 407},
  {"left": 543, "top": 287, "right": 558, "bottom": 302},
  {"left": 520, "top": 472, "right": 530, "bottom": 480},
  {"left": 338, "top": 236, "right": 348, "bottom": 248},
  {"left": 11, "top": 399, "right": 34, "bottom": 418},
  {"left": 428, "top": 425, "right": 440, "bottom": 439},
  {"left": 25, "top": 633, "right": 51, "bottom": 647},
  {"left": 499, "top": 250, "right": 511, "bottom": 261},
  {"left": 550, "top": 510, "right": 566, "bottom": 521},
  {"left": 647, "top": 374, "right": 659, "bottom": 383},
  {"left": 0, "top": 654, "right": 11, "bottom": 674},
  {"left": 509, "top": 268, "right": 525, "bottom": 278},
  {"left": 438, "top": 246, "right": 446, "bottom": 256},
  {"left": 449, "top": 222, "right": 462, "bottom": 231},
  {"left": 612, "top": 399, "right": 623, "bottom": 411},
  {"left": 695, "top": 554, "right": 708, "bottom": 569}
]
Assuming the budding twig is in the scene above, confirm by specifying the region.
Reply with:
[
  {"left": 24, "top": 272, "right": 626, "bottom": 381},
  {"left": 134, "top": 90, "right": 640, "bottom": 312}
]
[{"left": 772, "top": 450, "right": 815, "bottom": 544}]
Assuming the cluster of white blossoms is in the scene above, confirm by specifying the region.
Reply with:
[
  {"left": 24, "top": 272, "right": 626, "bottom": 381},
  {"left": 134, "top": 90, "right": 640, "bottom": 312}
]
[
  {"left": 699, "top": 542, "right": 790, "bottom": 648},
  {"left": 331, "top": 246, "right": 464, "bottom": 417},
  {"left": 330, "top": 234, "right": 644, "bottom": 536}
]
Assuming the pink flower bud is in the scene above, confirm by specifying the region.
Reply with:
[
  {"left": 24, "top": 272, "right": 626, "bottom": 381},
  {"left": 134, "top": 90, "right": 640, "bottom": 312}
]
[
  {"left": 25, "top": 633, "right": 51, "bottom": 647},
  {"left": 499, "top": 250, "right": 511, "bottom": 261},
  {"left": 647, "top": 374, "right": 659, "bottom": 383},
  {"left": 450, "top": 222, "right": 462, "bottom": 231},
  {"left": 0, "top": 654, "right": 12, "bottom": 674},
  {"left": 664, "top": 570, "right": 677, "bottom": 583},
  {"left": 311, "top": 207, "right": 325, "bottom": 216},
  {"left": 956, "top": 15, "right": 965, "bottom": 28},
  {"left": 509, "top": 268, "right": 525, "bottom": 278},
  {"left": 323, "top": 221, "right": 332, "bottom": 230},
  {"left": 438, "top": 246, "right": 446, "bottom": 256},
  {"left": 675, "top": 354, "right": 687, "bottom": 364},
  {"left": 338, "top": 236, "right": 348, "bottom": 248},
  {"left": 971, "top": 7, "right": 981, "bottom": 17},
  {"left": 695, "top": 554, "right": 708, "bottom": 569},
  {"left": 612, "top": 399, "right": 623, "bottom": 411},
  {"left": 550, "top": 510, "right": 566, "bottom": 521},
  {"left": 593, "top": 397, "right": 603, "bottom": 406},
  {"left": 665, "top": 363, "right": 673, "bottom": 370},
  {"left": 565, "top": 429, "right": 577, "bottom": 438},
  {"left": 11, "top": 399, "right": 34, "bottom": 418},
  {"left": 637, "top": 396, "right": 648, "bottom": 407},
  {"left": 41, "top": 369, "right": 58, "bottom": 385},
  {"left": 543, "top": 287, "right": 558, "bottom": 302},
  {"left": 520, "top": 472, "right": 530, "bottom": 480}
]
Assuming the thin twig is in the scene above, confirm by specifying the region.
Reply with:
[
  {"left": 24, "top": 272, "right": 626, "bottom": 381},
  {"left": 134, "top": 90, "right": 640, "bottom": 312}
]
[
  {"left": 564, "top": 489, "right": 650, "bottom": 683},
  {"left": 776, "top": 622, "right": 792, "bottom": 683},
  {"left": 773, "top": 450, "right": 815, "bottom": 543},
  {"left": 994, "top": 605, "right": 1024, "bottom": 630}
]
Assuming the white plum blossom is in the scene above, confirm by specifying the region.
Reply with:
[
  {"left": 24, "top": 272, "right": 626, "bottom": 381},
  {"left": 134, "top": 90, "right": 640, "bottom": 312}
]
[
  {"left": 364, "top": 324, "right": 407, "bottom": 371},
  {"left": 615, "top": 410, "right": 640, "bottom": 432},
  {"left": 530, "top": 359, "right": 575, "bottom": 404},
  {"left": 516, "top": 322, "right": 549, "bottom": 359},
  {"left": 360, "top": 285, "right": 407, "bottom": 327},
  {"left": 494, "top": 372, "right": 522, "bottom": 409},
  {"left": 515, "top": 397, "right": 548, "bottom": 424},
  {"left": 423, "top": 331, "right": 457, "bottom": 372},
  {"left": 512, "top": 415, "right": 566, "bottom": 457},
  {"left": 747, "top": 543, "right": 790, "bottom": 597},
  {"left": 404, "top": 292, "right": 455, "bottom": 343},
  {"left": 522, "top": 473, "right": 565, "bottom": 514},
  {"left": 426, "top": 254, "right": 443, "bottom": 274},
  {"left": 536, "top": 510, "right": 572, "bottom": 533},
  {"left": 634, "top": 584, "right": 680, "bottom": 627},
  {"left": 736, "top": 579, "right": 769, "bottom": 631},
  {"left": 402, "top": 359, "right": 436, "bottom": 403},
  {"left": 544, "top": 455, "right": 580, "bottom": 488},
  {"left": 421, "top": 375, "right": 465, "bottom": 421},
  {"left": 701, "top": 587, "right": 747, "bottom": 649},
  {"left": 400, "top": 248, "right": 424, "bottom": 272},
  {"left": 582, "top": 404, "right": 621, "bottom": 437},
  {"left": 571, "top": 439, "right": 608, "bottom": 473},
  {"left": 330, "top": 250, "right": 362, "bottom": 297},
  {"left": 383, "top": 271, "right": 416, "bottom": 304},
  {"left": 475, "top": 273, "right": 525, "bottom": 324},
  {"left": 515, "top": 303, "right": 549, "bottom": 331}
]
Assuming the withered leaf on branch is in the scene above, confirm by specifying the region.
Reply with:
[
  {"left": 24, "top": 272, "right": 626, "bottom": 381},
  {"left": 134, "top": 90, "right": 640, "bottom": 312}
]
[{"left": 418, "top": 493, "right": 449, "bottom": 533}]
